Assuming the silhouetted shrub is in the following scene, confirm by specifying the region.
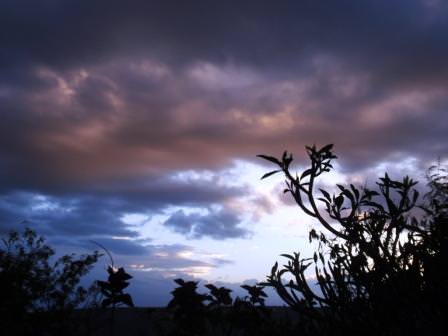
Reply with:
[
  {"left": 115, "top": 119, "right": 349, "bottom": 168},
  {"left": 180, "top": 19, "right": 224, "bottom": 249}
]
[
  {"left": 0, "top": 228, "right": 101, "bottom": 335},
  {"left": 240, "top": 284, "right": 267, "bottom": 306},
  {"left": 205, "top": 283, "right": 232, "bottom": 306},
  {"left": 167, "top": 279, "right": 290, "bottom": 336},
  {"left": 166, "top": 279, "right": 209, "bottom": 335},
  {"left": 97, "top": 266, "right": 134, "bottom": 308},
  {"left": 227, "top": 284, "right": 276, "bottom": 336},
  {"left": 90, "top": 242, "right": 134, "bottom": 336},
  {"left": 259, "top": 144, "right": 448, "bottom": 335}
]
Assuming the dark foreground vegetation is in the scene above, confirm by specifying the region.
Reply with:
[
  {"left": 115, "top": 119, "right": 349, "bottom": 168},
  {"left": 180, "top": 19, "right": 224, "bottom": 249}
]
[{"left": 1, "top": 144, "right": 447, "bottom": 335}]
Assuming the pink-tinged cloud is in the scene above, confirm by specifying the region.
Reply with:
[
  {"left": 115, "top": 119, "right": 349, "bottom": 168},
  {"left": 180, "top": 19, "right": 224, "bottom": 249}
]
[
  {"left": 1, "top": 0, "right": 448, "bottom": 306},
  {"left": 1, "top": 58, "right": 446, "bottom": 190}
]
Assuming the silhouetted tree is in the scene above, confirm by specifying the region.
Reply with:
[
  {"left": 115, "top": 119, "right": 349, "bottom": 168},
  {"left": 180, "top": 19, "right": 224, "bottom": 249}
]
[
  {"left": 0, "top": 228, "right": 101, "bottom": 335},
  {"left": 259, "top": 144, "right": 448, "bottom": 335}
]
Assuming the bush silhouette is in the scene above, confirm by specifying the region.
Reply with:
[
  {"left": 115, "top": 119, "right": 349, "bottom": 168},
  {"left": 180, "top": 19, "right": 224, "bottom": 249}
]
[
  {"left": 89, "top": 241, "right": 135, "bottom": 336},
  {"left": 205, "top": 283, "right": 233, "bottom": 306},
  {"left": 0, "top": 228, "right": 101, "bottom": 335},
  {"left": 259, "top": 144, "right": 448, "bottom": 335},
  {"left": 97, "top": 266, "right": 134, "bottom": 308},
  {"left": 167, "top": 279, "right": 278, "bottom": 336}
]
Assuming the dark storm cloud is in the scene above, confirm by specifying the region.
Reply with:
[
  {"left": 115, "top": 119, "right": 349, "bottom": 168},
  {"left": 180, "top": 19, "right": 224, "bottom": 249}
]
[
  {"left": 0, "top": 175, "right": 248, "bottom": 239},
  {"left": 81, "top": 237, "right": 150, "bottom": 256},
  {"left": 1, "top": 0, "right": 448, "bottom": 244},
  {"left": 1, "top": 55, "right": 447, "bottom": 193},
  {"left": 1, "top": 0, "right": 447, "bottom": 169},
  {"left": 2, "top": 0, "right": 448, "bottom": 79},
  {"left": 163, "top": 208, "right": 250, "bottom": 239},
  {"left": 0, "top": 191, "right": 138, "bottom": 236},
  {"left": 1, "top": 0, "right": 447, "bottom": 307}
]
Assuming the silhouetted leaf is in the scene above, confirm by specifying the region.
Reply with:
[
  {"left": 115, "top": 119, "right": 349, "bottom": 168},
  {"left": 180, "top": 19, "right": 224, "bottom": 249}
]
[
  {"left": 301, "top": 168, "right": 313, "bottom": 179},
  {"left": 261, "top": 170, "right": 281, "bottom": 180},
  {"left": 256, "top": 154, "right": 281, "bottom": 165},
  {"left": 335, "top": 195, "right": 344, "bottom": 209},
  {"left": 205, "top": 284, "right": 217, "bottom": 291},
  {"left": 320, "top": 189, "right": 331, "bottom": 201},
  {"left": 174, "top": 278, "right": 185, "bottom": 286},
  {"left": 413, "top": 189, "right": 419, "bottom": 204},
  {"left": 119, "top": 293, "right": 134, "bottom": 307},
  {"left": 319, "top": 144, "right": 334, "bottom": 153},
  {"left": 318, "top": 197, "right": 330, "bottom": 204}
]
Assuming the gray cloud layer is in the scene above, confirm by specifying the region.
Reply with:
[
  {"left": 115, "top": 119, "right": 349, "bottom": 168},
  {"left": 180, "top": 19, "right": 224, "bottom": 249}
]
[
  {"left": 1, "top": 1, "right": 448, "bottom": 296},
  {"left": 163, "top": 208, "right": 250, "bottom": 239}
]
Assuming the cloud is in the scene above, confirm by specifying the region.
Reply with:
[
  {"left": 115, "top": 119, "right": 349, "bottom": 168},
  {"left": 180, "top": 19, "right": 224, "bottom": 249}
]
[
  {"left": 163, "top": 208, "right": 250, "bottom": 240},
  {"left": 1, "top": 58, "right": 447, "bottom": 197},
  {"left": 2, "top": 1, "right": 447, "bottom": 77},
  {"left": 1, "top": 1, "right": 447, "bottom": 306},
  {"left": 85, "top": 239, "right": 214, "bottom": 271},
  {"left": 0, "top": 172, "right": 249, "bottom": 235}
]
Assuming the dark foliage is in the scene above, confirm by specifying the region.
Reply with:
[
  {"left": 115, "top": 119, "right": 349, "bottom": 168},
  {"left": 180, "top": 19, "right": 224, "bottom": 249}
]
[
  {"left": 166, "top": 279, "right": 289, "bottom": 336},
  {"left": 240, "top": 284, "right": 267, "bottom": 306},
  {"left": 0, "top": 228, "right": 101, "bottom": 335},
  {"left": 97, "top": 266, "right": 134, "bottom": 308},
  {"left": 92, "top": 243, "right": 135, "bottom": 336},
  {"left": 227, "top": 285, "right": 275, "bottom": 336},
  {"left": 259, "top": 144, "right": 448, "bottom": 335},
  {"left": 205, "top": 283, "right": 232, "bottom": 306},
  {"left": 168, "top": 279, "right": 209, "bottom": 316},
  {"left": 166, "top": 279, "right": 210, "bottom": 335}
]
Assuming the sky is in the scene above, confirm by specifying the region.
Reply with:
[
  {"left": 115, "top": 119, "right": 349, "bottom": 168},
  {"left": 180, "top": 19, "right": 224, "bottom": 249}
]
[{"left": 1, "top": 0, "right": 448, "bottom": 306}]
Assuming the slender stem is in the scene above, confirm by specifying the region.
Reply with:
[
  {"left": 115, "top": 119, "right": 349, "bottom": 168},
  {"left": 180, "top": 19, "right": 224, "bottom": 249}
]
[{"left": 307, "top": 166, "right": 349, "bottom": 240}]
